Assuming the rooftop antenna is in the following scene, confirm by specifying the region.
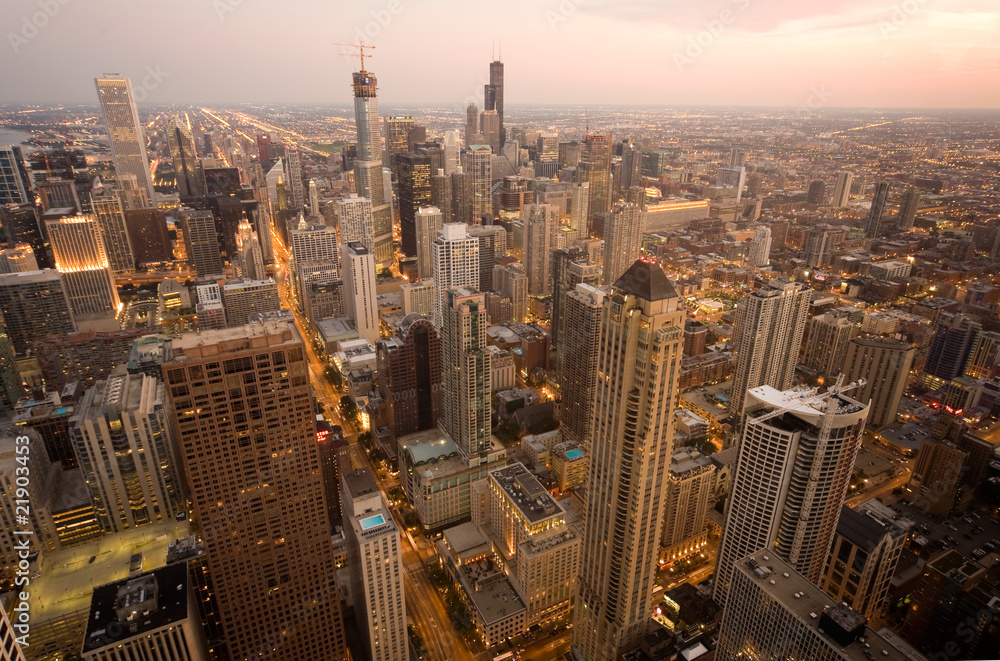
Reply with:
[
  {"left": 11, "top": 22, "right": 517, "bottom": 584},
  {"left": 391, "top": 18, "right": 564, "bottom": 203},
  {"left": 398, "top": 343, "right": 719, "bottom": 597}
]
[
  {"left": 332, "top": 42, "right": 376, "bottom": 73},
  {"left": 585, "top": 107, "right": 589, "bottom": 136}
]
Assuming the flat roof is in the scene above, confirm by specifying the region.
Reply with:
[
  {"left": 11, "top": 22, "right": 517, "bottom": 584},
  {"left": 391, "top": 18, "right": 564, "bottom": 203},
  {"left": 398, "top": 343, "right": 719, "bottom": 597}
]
[{"left": 490, "top": 462, "right": 562, "bottom": 524}]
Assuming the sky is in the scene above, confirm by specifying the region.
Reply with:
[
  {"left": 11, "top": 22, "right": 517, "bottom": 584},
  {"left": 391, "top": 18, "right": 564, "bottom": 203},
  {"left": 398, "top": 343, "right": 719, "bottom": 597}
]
[{"left": 3, "top": 0, "right": 999, "bottom": 108}]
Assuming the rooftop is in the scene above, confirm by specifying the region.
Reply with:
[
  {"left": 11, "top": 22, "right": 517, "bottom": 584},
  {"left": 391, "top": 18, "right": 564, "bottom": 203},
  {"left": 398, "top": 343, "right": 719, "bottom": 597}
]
[
  {"left": 836, "top": 506, "right": 906, "bottom": 551},
  {"left": 343, "top": 468, "right": 379, "bottom": 499},
  {"left": 669, "top": 447, "right": 714, "bottom": 476},
  {"left": 490, "top": 462, "right": 562, "bottom": 524},
  {"left": 613, "top": 259, "right": 678, "bottom": 301}
]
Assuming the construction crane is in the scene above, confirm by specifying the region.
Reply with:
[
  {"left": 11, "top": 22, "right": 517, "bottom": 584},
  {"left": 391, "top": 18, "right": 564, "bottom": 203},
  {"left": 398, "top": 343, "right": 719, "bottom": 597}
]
[{"left": 332, "top": 42, "right": 376, "bottom": 72}]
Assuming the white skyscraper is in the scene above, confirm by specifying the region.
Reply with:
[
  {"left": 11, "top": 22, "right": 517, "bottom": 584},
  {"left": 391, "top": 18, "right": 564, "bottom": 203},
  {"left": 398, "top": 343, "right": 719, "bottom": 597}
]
[
  {"left": 462, "top": 144, "right": 493, "bottom": 220},
  {"left": 832, "top": 170, "right": 854, "bottom": 208},
  {"left": 717, "top": 166, "right": 747, "bottom": 202},
  {"left": 341, "top": 241, "right": 379, "bottom": 343},
  {"left": 523, "top": 203, "right": 559, "bottom": 295},
  {"left": 342, "top": 468, "right": 407, "bottom": 661},
  {"left": 573, "top": 261, "right": 685, "bottom": 661},
  {"left": 234, "top": 218, "right": 264, "bottom": 281},
  {"left": 95, "top": 75, "right": 156, "bottom": 202},
  {"left": 745, "top": 225, "right": 772, "bottom": 268},
  {"left": 713, "top": 384, "right": 870, "bottom": 607},
  {"left": 602, "top": 201, "right": 645, "bottom": 285},
  {"left": 308, "top": 179, "right": 321, "bottom": 220},
  {"left": 431, "top": 223, "right": 479, "bottom": 326},
  {"left": 336, "top": 194, "right": 375, "bottom": 253},
  {"left": 443, "top": 129, "right": 461, "bottom": 175}
]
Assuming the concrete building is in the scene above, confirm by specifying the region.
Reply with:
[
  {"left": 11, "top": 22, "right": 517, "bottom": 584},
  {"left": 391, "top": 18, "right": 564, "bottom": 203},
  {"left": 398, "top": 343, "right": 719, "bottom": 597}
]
[
  {"left": 341, "top": 242, "right": 379, "bottom": 343},
  {"left": 832, "top": 170, "right": 853, "bottom": 207},
  {"left": 557, "top": 283, "right": 606, "bottom": 447},
  {"left": 550, "top": 246, "right": 599, "bottom": 353},
  {"left": 0, "top": 600, "right": 27, "bottom": 661},
  {"left": 431, "top": 224, "right": 479, "bottom": 327},
  {"left": 233, "top": 218, "right": 264, "bottom": 281},
  {"left": 46, "top": 215, "right": 121, "bottom": 318},
  {"left": 802, "top": 313, "right": 854, "bottom": 377},
  {"left": 602, "top": 202, "right": 645, "bottom": 285},
  {"left": 415, "top": 206, "right": 443, "bottom": 280},
  {"left": 180, "top": 207, "right": 223, "bottom": 278},
  {"left": 0, "top": 270, "right": 76, "bottom": 354},
  {"left": 376, "top": 315, "right": 441, "bottom": 439},
  {"left": 0, "top": 245, "right": 38, "bottom": 273},
  {"left": 842, "top": 338, "right": 914, "bottom": 428},
  {"left": 335, "top": 194, "right": 375, "bottom": 254},
  {"left": 1, "top": 429, "right": 62, "bottom": 569},
  {"left": 745, "top": 225, "right": 772, "bottom": 268},
  {"left": 492, "top": 262, "right": 527, "bottom": 322},
  {"left": 94, "top": 75, "right": 156, "bottom": 202},
  {"left": 400, "top": 280, "right": 435, "bottom": 316},
  {"left": 221, "top": 278, "right": 280, "bottom": 327},
  {"left": 660, "top": 447, "right": 715, "bottom": 564},
  {"left": 523, "top": 203, "right": 559, "bottom": 296},
  {"left": 90, "top": 191, "right": 135, "bottom": 273}
]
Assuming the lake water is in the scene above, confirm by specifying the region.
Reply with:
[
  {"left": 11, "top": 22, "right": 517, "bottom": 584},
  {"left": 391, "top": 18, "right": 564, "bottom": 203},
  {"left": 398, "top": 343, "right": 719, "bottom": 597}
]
[{"left": 0, "top": 129, "right": 33, "bottom": 147}]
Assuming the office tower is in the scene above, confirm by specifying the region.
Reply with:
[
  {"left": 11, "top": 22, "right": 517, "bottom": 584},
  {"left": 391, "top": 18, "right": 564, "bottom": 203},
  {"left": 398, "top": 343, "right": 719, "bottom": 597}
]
[
  {"left": 439, "top": 288, "right": 491, "bottom": 459},
  {"left": 465, "top": 102, "right": 479, "bottom": 147},
  {"left": 820, "top": 505, "right": 906, "bottom": 627},
  {"left": 573, "top": 261, "right": 684, "bottom": 661},
  {"left": 286, "top": 146, "right": 304, "bottom": 210},
  {"left": 717, "top": 550, "right": 910, "bottom": 661},
  {"left": 492, "top": 262, "right": 527, "bottom": 322},
  {"left": 467, "top": 224, "right": 506, "bottom": 292},
  {"left": 523, "top": 203, "right": 559, "bottom": 296},
  {"left": 0, "top": 145, "right": 33, "bottom": 205},
  {"left": 180, "top": 207, "right": 224, "bottom": 277},
  {"left": 195, "top": 282, "right": 226, "bottom": 330},
  {"left": 602, "top": 201, "right": 645, "bottom": 284},
  {"left": 233, "top": 218, "right": 264, "bottom": 281},
  {"left": 307, "top": 179, "right": 321, "bottom": 220},
  {"left": 1, "top": 204, "right": 51, "bottom": 269},
  {"left": 463, "top": 144, "right": 493, "bottom": 219},
  {"left": 537, "top": 132, "right": 559, "bottom": 164},
  {"left": 256, "top": 133, "right": 271, "bottom": 162},
  {"left": 965, "top": 330, "right": 1000, "bottom": 379},
  {"left": 91, "top": 191, "right": 136, "bottom": 273},
  {"left": 334, "top": 193, "right": 375, "bottom": 253},
  {"left": 398, "top": 153, "right": 432, "bottom": 257},
  {"left": 0, "top": 245, "right": 38, "bottom": 273},
  {"left": 0, "top": 270, "right": 75, "bottom": 353},
  {"left": 341, "top": 241, "right": 379, "bottom": 343},
  {"left": 94, "top": 75, "right": 156, "bottom": 202},
  {"left": 123, "top": 206, "right": 172, "bottom": 264},
  {"left": 342, "top": 469, "right": 407, "bottom": 661},
  {"left": 46, "top": 215, "right": 121, "bottom": 317},
  {"left": 866, "top": 181, "right": 890, "bottom": 238},
  {"left": 660, "top": 447, "right": 715, "bottom": 563},
  {"left": 81, "top": 564, "right": 209, "bottom": 661},
  {"left": 841, "top": 338, "right": 913, "bottom": 429},
  {"left": 290, "top": 221, "right": 342, "bottom": 322},
  {"left": 745, "top": 225, "right": 772, "bottom": 268},
  {"left": 807, "top": 179, "right": 826, "bottom": 205},
  {"left": 0, "top": 601, "right": 27, "bottom": 661},
  {"left": 480, "top": 110, "right": 501, "bottom": 153},
  {"left": 728, "top": 279, "right": 811, "bottom": 419},
  {"left": 898, "top": 187, "right": 921, "bottom": 230},
  {"left": 713, "top": 385, "right": 869, "bottom": 607},
  {"left": 729, "top": 147, "right": 747, "bottom": 168},
  {"left": 716, "top": 167, "right": 747, "bottom": 202},
  {"left": 484, "top": 59, "right": 505, "bottom": 146},
  {"left": 167, "top": 115, "right": 207, "bottom": 198},
  {"left": 351, "top": 67, "right": 393, "bottom": 262},
  {"left": 924, "top": 314, "right": 979, "bottom": 381},
  {"left": 802, "top": 312, "right": 854, "bottom": 376},
  {"left": 431, "top": 223, "right": 479, "bottom": 326},
  {"left": 70, "top": 371, "right": 181, "bottom": 533},
  {"left": 33, "top": 326, "right": 148, "bottom": 391},
  {"left": 377, "top": 316, "right": 441, "bottom": 438},
  {"left": 1, "top": 429, "right": 63, "bottom": 565},
  {"left": 222, "top": 279, "right": 280, "bottom": 327},
  {"left": 383, "top": 115, "right": 414, "bottom": 167},
  {"left": 450, "top": 169, "right": 474, "bottom": 224},
  {"left": 805, "top": 224, "right": 837, "bottom": 269},
  {"left": 401, "top": 281, "right": 435, "bottom": 316},
  {"left": 37, "top": 178, "right": 81, "bottom": 212},
  {"left": 550, "top": 247, "right": 599, "bottom": 352},
  {"left": 442, "top": 129, "right": 461, "bottom": 174},
  {"left": 619, "top": 140, "right": 641, "bottom": 192},
  {"left": 414, "top": 206, "right": 443, "bottom": 281},
  {"left": 578, "top": 133, "right": 613, "bottom": 238},
  {"left": 832, "top": 170, "right": 853, "bottom": 207},
  {"left": 114, "top": 172, "right": 151, "bottom": 210},
  {"left": 161, "top": 320, "right": 347, "bottom": 660}
]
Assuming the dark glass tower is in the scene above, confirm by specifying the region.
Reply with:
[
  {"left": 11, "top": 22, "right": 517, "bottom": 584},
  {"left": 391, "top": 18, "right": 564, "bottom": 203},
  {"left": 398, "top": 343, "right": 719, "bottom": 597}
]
[
  {"left": 484, "top": 60, "right": 504, "bottom": 147},
  {"left": 397, "top": 153, "right": 432, "bottom": 257}
]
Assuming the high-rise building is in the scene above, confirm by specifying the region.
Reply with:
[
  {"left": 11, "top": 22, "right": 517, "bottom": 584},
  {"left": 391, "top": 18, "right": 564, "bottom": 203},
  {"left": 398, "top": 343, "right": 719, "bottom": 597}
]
[
  {"left": 729, "top": 147, "right": 747, "bottom": 168},
  {"left": 550, "top": 247, "right": 599, "bottom": 352},
  {"left": 573, "top": 261, "right": 684, "bottom": 661},
  {"left": 807, "top": 179, "right": 826, "bottom": 205},
  {"left": 442, "top": 130, "right": 461, "bottom": 174},
  {"left": 195, "top": 281, "right": 226, "bottom": 330},
  {"left": 114, "top": 171, "right": 151, "bottom": 210},
  {"left": 866, "top": 181, "right": 890, "bottom": 238},
  {"left": 439, "top": 288, "right": 492, "bottom": 460},
  {"left": 717, "top": 167, "right": 747, "bottom": 202},
  {"left": 0, "top": 145, "right": 33, "bottom": 205},
  {"left": 602, "top": 201, "right": 645, "bottom": 284},
  {"left": 578, "top": 134, "right": 612, "bottom": 238},
  {"left": 713, "top": 384, "right": 869, "bottom": 607},
  {"left": 431, "top": 223, "right": 479, "bottom": 326},
  {"left": 222, "top": 279, "right": 280, "bottom": 327},
  {"left": 167, "top": 115, "right": 207, "bottom": 198},
  {"left": 492, "top": 262, "right": 527, "bottom": 322},
  {"left": 0, "top": 270, "right": 75, "bottom": 354},
  {"left": 479, "top": 110, "right": 501, "bottom": 153},
  {"left": 335, "top": 193, "right": 375, "bottom": 253},
  {"left": 523, "top": 203, "right": 559, "bottom": 296},
  {"left": 351, "top": 68, "right": 393, "bottom": 263},
  {"left": 745, "top": 225, "right": 772, "bottom": 268},
  {"left": 462, "top": 144, "right": 493, "bottom": 220},
  {"left": 0, "top": 318, "right": 23, "bottom": 415},
  {"left": 0, "top": 598, "right": 27, "bottom": 661},
  {"left": 91, "top": 190, "right": 136, "bottom": 273},
  {"left": 467, "top": 224, "right": 506, "bottom": 292},
  {"left": 537, "top": 132, "right": 559, "bottom": 164},
  {"left": 832, "top": 170, "right": 853, "bottom": 208},
  {"left": 965, "top": 330, "right": 1000, "bottom": 379},
  {"left": 924, "top": 314, "right": 979, "bottom": 382},
  {"left": 70, "top": 370, "right": 181, "bottom": 533},
  {"left": 841, "top": 337, "right": 914, "bottom": 428},
  {"left": 801, "top": 312, "right": 854, "bottom": 376},
  {"left": 342, "top": 468, "right": 407, "bottom": 661},
  {"left": 397, "top": 153, "right": 432, "bottom": 257},
  {"left": 233, "top": 218, "right": 264, "bottom": 281},
  {"left": 660, "top": 447, "right": 715, "bottom": 563},
  {"left": 0, "top": 245, "right": 39, "bottom": 273},
  {"left": 716, "top": 550, "right": 910, "bottom": 661},
  {"left": 161, "top": 320, "right": 347, "bottom": 660},
  {"left": 465, "top": 103, "right": 479, "bottom": 147},
  {"left": 94, "top": 75, "right": 156, "bottom": 202},
  {"left": 820, "top": 505, "right": 907, "bottom": 627},
  {"left": 1, "top": 204, "right": 51, "bottom": 269},
  {"left": 123, "top": 206, "right": 173, "bottom": 264},
  {"left": 897, "top": 187, "right": 921, "bottom": 230},
  {"left": 341, "top": 241, "right": 379, "bottom": 343},
  {"left": 414, "top": 206, "right": 443, "bottom": 281},
  {"left": 180, "top": 207, "right": 223, "bottom": 278},
  {"left": 256, "top": 133, "right": 271, "bottom": 162},
  {"left": 484, "top": 59, "right": 505, "bottom": 146},
  {"left": 400, "top": 281, "right": 435, "bottom": 316},
  {"left": 285, "top": 146, "right": 305, "bottom": 210},
  {"left": 289, "top": 221, "right": 341, "bottom": 317},
  {"left": 805, "top": 224, "right": 838, "bottom": 269},
  {"left": 383, "top": 115, "right": 414, "bottom": 167},
  {"left": 377, "top": 315, "right": 441, "bottom": 439},
  {"left": 728, "top": 279, "right": 811, "bottom": 420},
  {"left": 46, "top": 214, "right": 121, "bottom": 318}
]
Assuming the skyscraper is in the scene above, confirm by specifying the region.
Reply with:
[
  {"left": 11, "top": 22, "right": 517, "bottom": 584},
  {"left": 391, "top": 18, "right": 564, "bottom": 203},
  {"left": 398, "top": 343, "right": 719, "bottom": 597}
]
[
  {"left": 285, "top": 146, "right": 305, "bottom": 210},
  {"left": 46, "top": 214, "right": 121, "bottom": 317},
  {"left": 898, "top": 187, "right": 921, "bottom": 230},
  {"left": 222, "top": 279, "right": 281, "bottom": 327},
  {"left": 377, "top": 315, "right": 441, "bottom": 438},
  {"left": 335, "top": 193, "right": 375, "bottom": 252},
  {"left": 161, "top": 320, "right": 347, "bottom": 660},
  {"left": 578, "top": 133, "right": 613, "bottom": 238},
  {"left": 479, "top": 110, "right": 501, "bottom": 153},
  {"left": 465, "top": 103, "right": 479, "bottom": 147},
  {"left": 841, "top": 337, "right": 913, "bottom": 429},
  {"left": 801, "top": 312, "right": 854, "bottom": 377},
  {"left": 439, "top": 288, "right": 492, "bottom": 460},
  {"left": 351, "top": 67, "right": 393, "bottom": 262},
  {"left": 550, "top": 246, "right": 599, "bottom": 353},
  {"left": 602, "top": 201, "right": 645, "bottom": 284},
  {"left": 70, "top": 370, "right": 181, "bottom": 533},
  {"left": 832, "top": 170, "right": 853, "bottom": 207},
  {"left": 484, "top": 59, "right": 504, "bottom": 146},
  {"left": 728, "top": 279, "right": 811, "bottom": 421},
  {"left": 0, "top": 246, "right": 39, "bottom": 274},
  {"left": 522, "top": 203, "right": 559, "bottom": 296},
  {"left": 167, "top": 115, "right": 207, "bottom": 198},
  {"left": 415, "top": 206, "right": 443, "bottom": 281},
  {"left": 0, "top": 270, "right": 75, "bottom": 354},
  {"left": 342, "top": 468, "right": 407, "bottom": 661},
  {"left": 0, "top": 145, "right": 33, "bottom": 205},
  {"left": 179, "top": 207, "right": 224, "bottom": 277},
  {"left": 807, "top": 179, "right": 826, "bottom": 205},
  {"left": 866, "top": 181, "right": 890, "bottom": 238},
  {"left": 341, "top": 241, "right": 379, "bottom": 343},
  {"left": 91, "top": 190, "right": 136, "bottom": 273},
  {"left": 94, "top": 75, "right": 156, "bottom": 202},
  {"left": 924, "top": 314, "right": 979, "bottom": 382},
  {"left": 573, "top": 261, "right": 684, "bottom": 661},
  {"left": 431, "top": 223, "right": 479, "bottom": 326},
  {"left": 233, "top": 218, "right": 264, "bottom": 281},
  {"left": 492, "top": 262, "right": 527, "bottom": 322},
  {"left": 462, "top": 144, "right": 493, "bottom": 219},
  {"left": 713, "top": 384, "right": 869, "bottom": 607},
  {"left": 397, "top": 153, "right": 432, "bottom": 257},
  {"left": 745, "top": 225, "right": 772, "bottom": 268}
]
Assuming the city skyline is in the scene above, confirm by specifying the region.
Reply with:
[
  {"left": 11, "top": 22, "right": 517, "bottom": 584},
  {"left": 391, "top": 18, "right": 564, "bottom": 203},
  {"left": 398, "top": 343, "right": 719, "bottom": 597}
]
[{"left": 1, "top": 0, "right": 998, "bottom": 108}]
